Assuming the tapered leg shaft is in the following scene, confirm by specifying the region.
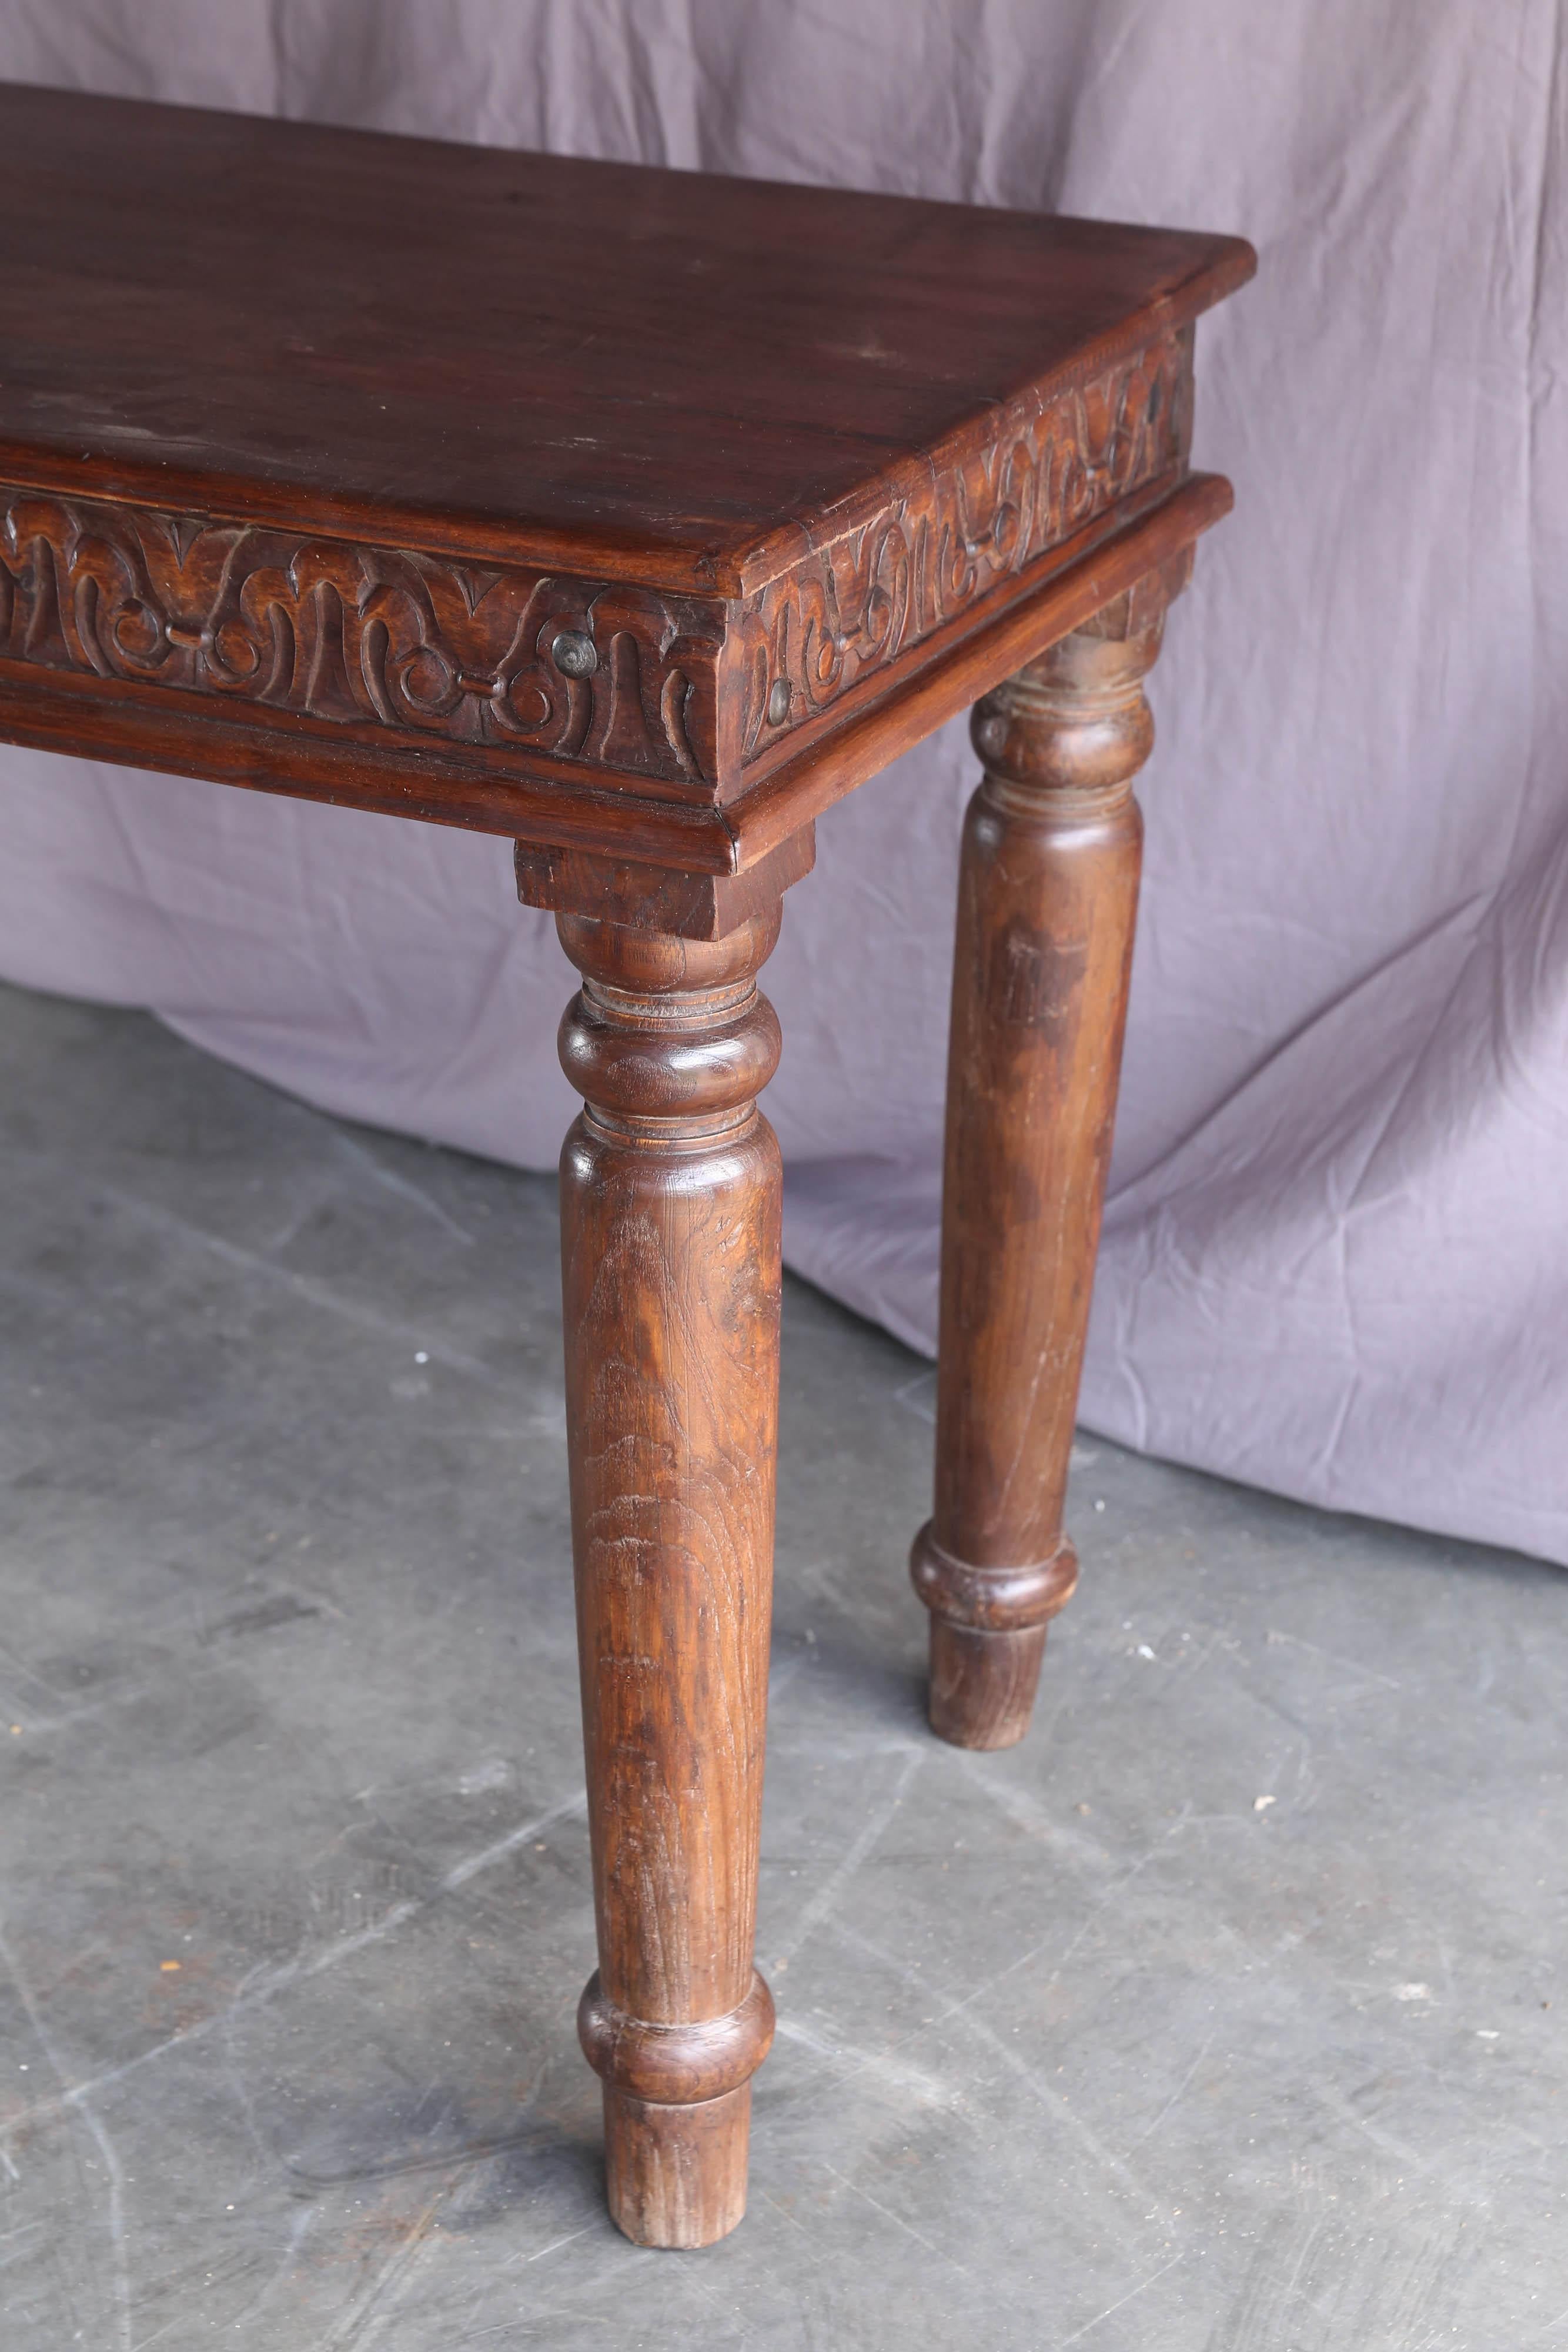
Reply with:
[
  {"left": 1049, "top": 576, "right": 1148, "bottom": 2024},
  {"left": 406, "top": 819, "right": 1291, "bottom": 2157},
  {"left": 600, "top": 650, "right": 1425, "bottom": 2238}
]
[
  {"left": 912, "top": 577, "right": 1172, "bottom": 1749},
  {"left": 556, "top": 907, "right": 783, "bottom": 2246}
]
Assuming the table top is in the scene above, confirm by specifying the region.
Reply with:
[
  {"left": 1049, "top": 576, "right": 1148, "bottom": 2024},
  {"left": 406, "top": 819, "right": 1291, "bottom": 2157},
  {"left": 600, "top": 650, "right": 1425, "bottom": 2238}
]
[{"left": 0, "top": 84, "right": 1253, "bottom": 870}]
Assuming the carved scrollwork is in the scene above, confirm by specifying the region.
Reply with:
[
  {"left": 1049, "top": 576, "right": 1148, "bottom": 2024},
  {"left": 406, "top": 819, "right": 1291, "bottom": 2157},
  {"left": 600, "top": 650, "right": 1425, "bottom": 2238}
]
[
  {"left": 0, "top": 327, "right": 1190, "bottom": 800},
  {"left": 0, "top": 495, "right": 724, "bottom": 784},
  {"left": 736, "top": 333, "right": 1191, "bottom": 762}
]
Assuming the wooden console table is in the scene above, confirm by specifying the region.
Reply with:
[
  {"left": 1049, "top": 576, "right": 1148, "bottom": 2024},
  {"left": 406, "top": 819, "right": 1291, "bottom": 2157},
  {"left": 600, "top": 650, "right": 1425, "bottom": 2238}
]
[{"left": 0, "top": 85, "right": 1252, "bottom": 2247}]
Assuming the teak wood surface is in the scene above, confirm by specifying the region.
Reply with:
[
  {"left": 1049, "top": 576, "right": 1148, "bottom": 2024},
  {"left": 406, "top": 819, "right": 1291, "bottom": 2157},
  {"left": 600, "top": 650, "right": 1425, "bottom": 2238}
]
[{"left": 0, "top": 83, "right": 1254, "bottom": 2247}]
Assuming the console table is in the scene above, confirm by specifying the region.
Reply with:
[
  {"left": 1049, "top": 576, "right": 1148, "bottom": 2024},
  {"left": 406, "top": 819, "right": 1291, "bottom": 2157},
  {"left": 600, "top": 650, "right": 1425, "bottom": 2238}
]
[{"left": 0, "top": 84, "right": 1252, "bottom": 2248}]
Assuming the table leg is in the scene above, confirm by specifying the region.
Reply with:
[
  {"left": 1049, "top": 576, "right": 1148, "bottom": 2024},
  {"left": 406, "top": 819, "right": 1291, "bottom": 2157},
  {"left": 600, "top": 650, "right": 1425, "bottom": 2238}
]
[
  {"left": 911, "top": 574, "right": 1172, "bottom": 1750},
  {"left": 555, "top": 904, "right": 783, "bottom": 2247}
]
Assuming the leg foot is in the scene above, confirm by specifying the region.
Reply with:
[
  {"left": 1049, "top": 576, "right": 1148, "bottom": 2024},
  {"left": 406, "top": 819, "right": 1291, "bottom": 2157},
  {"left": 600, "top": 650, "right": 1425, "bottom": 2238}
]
[
  {"left": 927, "top": 1621, "right": 1049, "bottom": 1750},
  {"left": 577, "top": 1967, "right": 775, "bottom": 2246},
  {"left": 602, "top": 2086, "right": 754, "bottom": 2248},
  {"left": 911, "top": 1518, "right": 1077, "bottom": 1749}
]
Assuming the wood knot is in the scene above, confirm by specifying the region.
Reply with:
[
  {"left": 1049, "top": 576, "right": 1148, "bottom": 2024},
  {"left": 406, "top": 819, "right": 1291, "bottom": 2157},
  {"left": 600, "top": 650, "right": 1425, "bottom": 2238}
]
[
  {"left": 909, "top": 1522, "right": 1079, "bottom": 1633},
  {"left": 578, "top": 1970, "right": 775, "bottom": 2105}
]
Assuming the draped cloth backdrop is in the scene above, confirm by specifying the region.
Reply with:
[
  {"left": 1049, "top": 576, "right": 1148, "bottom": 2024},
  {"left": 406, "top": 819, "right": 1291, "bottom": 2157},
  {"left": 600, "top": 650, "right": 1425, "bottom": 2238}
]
[{"left": 1, "top": 0, "right": 1564, "bottom": 1566}]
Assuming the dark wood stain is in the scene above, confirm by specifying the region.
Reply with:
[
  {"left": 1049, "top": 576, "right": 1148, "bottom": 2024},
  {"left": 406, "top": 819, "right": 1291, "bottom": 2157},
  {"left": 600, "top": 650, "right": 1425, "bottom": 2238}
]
[
  {"left": 0, "top": 84, "right": 1252, "bottom": 860},
  {"left": 0, "top": 83, "right": 1253, "bottom": 2246}
]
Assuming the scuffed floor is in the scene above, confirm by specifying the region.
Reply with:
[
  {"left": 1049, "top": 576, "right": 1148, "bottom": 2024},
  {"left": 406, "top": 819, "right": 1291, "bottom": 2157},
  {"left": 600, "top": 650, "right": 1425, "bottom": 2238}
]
[{"left": 0, "top": 979, "right": 1563, "bottom": 2352}]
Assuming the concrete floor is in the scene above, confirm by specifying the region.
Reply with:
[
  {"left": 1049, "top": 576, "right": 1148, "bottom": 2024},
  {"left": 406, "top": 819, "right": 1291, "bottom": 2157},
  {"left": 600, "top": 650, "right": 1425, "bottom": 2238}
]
[{"left": 0, "top": 976, "right": 1563, "bottom": 2352}]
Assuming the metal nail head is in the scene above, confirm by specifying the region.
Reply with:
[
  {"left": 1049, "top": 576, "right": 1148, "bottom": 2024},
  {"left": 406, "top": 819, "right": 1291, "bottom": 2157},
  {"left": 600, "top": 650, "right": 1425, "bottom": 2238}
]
[
  {"left": 767, "top": 678, "right": 791, "bottom": 727},
  {"left": 551, "top": 629, "right": 599, "bottom": 679}
]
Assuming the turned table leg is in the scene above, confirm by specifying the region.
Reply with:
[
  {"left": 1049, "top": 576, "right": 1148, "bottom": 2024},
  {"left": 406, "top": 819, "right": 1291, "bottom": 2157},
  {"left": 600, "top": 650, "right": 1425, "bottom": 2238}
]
[
  {"left": 911, "top": 573, "right": 1175, "bottom": 1750},
  {"left": 555, "top": 904, "right": 783, "bottom": 2247}
]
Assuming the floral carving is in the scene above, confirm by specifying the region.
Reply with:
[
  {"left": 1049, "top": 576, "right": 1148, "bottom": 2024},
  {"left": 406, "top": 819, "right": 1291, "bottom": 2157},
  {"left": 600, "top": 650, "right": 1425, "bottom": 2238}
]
[
  {"left": 0, "top": 330, "right": 1192, "bottom": 800},
  {"left": 0, "top": 495, "right": 725, "bottom": 784},
  {"left": 735, "top": 334, "right": 1191, "bottom": 763}
]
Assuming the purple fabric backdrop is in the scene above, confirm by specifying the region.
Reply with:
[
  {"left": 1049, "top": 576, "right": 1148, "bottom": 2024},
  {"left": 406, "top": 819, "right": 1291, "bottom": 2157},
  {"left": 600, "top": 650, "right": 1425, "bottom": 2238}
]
[{"left": 1, "top": 0, "right": 1564, "bottom": 1565}]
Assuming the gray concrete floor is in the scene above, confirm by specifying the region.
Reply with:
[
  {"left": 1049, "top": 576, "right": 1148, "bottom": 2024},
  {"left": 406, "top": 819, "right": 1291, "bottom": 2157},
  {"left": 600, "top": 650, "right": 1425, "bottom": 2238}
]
[{"left": 0, "top": 977, "right": 1563, "bottom": 2352}]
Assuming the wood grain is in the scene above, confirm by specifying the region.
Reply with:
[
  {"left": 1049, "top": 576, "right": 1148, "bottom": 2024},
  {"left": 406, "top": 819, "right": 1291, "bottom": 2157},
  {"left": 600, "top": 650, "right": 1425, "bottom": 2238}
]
[
  {"left": 556, "top": 908, "right": 785, "bottom": 2244},
  {"left": 911, "top": 564, "right": 1179, "bottom": 1748}
]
